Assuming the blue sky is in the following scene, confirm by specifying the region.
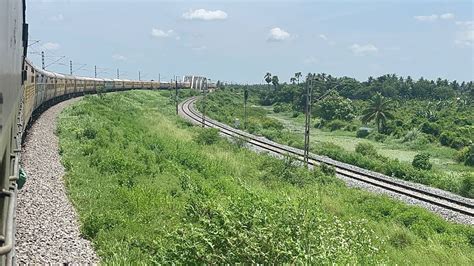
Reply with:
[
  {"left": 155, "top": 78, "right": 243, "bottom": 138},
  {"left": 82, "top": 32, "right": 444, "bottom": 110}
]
[{"left": 27, "top": 0, "right": 473, "bottom": 84}]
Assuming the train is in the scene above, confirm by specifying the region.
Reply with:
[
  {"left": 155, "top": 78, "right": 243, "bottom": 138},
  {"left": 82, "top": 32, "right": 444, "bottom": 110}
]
[{"left": 0, "top": 0, "right": 216, "bottom": 263}]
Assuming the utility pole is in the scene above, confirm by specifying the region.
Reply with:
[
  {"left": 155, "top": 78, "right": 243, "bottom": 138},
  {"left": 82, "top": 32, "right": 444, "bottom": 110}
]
[
  {"left": 201, "top": 78, "right": 208, "bottom": 127},
  {"left": 244, "top": 86, "right": 249, "bottom": 129},
  {"left": 69, "top": 60, "right": 73, "bottom": 75},
  {"left": 94, "top": 65, "right": 97, "bottom": 78},
  {"left": 304, "top": 74, "right": 314, "bottom": 167},
  {"left": 41, "top": 51, "right": 45, "bottom": 70},
  {"left": 175, "top": 76, "right": 179, "bottom": 115},
  {"left": 117, "top": 69, "right": 120, "bottom": 79},
  {"left": 138, "top": 71, "right": 141, "bottom": 81}
]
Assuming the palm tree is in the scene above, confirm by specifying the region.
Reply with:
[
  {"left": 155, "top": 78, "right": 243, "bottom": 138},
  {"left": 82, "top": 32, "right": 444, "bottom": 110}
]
[
  {"left": 361, "top": 93, "right": 394, "bottom": 133},
  {"left": 295, "top": 72, "right": 302, "bottom": 85},
  {"left": 271, "top": 75, "right": 279, "bottom": 90},
  {"left": 264, "top": 72, "right": 272, "bottom": 88},
  {"left": 290, "top": 77, "right": 297, "bottom": 84}
]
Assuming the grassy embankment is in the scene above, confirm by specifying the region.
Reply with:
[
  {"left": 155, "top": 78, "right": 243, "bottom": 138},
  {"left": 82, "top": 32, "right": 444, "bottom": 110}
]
[
  {"left": 196, "top": 89, "right": 473, "bottom": 198},
  {"left": 58, "top": 90, "right": 473, "bottom": 264}
]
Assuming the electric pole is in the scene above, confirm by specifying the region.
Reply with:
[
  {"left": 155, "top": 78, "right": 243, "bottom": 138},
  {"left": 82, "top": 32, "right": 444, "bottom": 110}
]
[
  {"left": 175, "top": 76, "right": 179, "bottom": 115},
  {"left": 70, "top": 60, "right": 73, "bottom": 75},
  {"left": 138, "top": 71, "right": 141, "bottom": 81},
  {"left": 304, "top": 74, "right": 314, "bottom": 167},
  {"left": 94, "top": 65, "right": 97, "bottom": 78},
  {"left": 202, "top": 78, "right": 208, "bottom": 127},
  {"left": 117, "top": 69, "right": 120, "bottom": 79},
  {"left": 41, "top": 51, "right": 45, "bottom": 70},
  {"left": 244, "top": 86, "right": 249, "bottom": 129}
]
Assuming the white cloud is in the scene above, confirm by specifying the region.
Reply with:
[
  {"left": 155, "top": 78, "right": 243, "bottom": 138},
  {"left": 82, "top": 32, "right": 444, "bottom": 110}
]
[
  {"left": 319, "top": 34, "right": 328, "bottom": 41},
  {"left": 41, "top": 42, "right": 60, "bottom": 50},
  {"left": 414, "top": 14, "right": 438, "bottom": 22},
  {"left": 455, "top": 20, "right": 474, "bottom": 27},
  {"left": 455, "top": 21, "right": 474, "bottom": 46},
  {"left": 192, "top": 45, "right": 207, "bottom": 51},
  {"left": 455, "top": 29, "right": 474, "bottom": 46},
  {"left": 303, "top": 56, "right": 318, "bottom": 64},
  {"left": 112, "top": 54, "right": 127, "bottom": 61},
  {"left": 49, "top": 14, "right": 64, "bottom": 22},
  {"left": 349, "top": 43, "right": 378, "bottom": 56},
  {"left": 182, "top": 9, "right": 228, "bottom": 21},
  {"left": 268, "top": 27, "right": 291, "bottom": 41},
  {"left": 151, "top": 28, "right": 175, "bottom": 38},
  {"left": 440, "top": 13, "right": 455, "bottom": 20}
]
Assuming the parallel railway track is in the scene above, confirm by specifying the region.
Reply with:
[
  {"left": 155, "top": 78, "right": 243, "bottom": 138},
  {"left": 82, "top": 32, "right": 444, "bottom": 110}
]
[{"left": 180, "top": 97, "right": 474, "bottom": 219}]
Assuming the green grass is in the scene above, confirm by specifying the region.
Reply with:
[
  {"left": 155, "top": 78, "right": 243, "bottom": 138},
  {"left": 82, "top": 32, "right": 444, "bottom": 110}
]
[
  {"left": 267, "top": 109, "right": 470, "bottom": 174},
  {"left": 58, "top": 90, "right": 473, "bottom": 264},
  {"left": 198, "top": 89, "right": 473, "bottom": 197}
]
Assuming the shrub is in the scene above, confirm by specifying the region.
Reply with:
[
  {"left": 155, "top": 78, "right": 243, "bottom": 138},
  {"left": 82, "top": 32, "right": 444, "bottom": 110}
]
[
  {"left": 320, "top": 163, "right": 336, "bottom": 176},
  {"left": 315, "top": 91, "right": 356, "bottom": 121},
  {"left": 194, "top": 128, "right": 220, "bottom": 145},
  {"left": 454, "top": 146, "right": 469, "bottom": 163},
  {"left": 345, "top": 124, "right": 358, "bottom": 132},
  {"left": 421, "top": 122, "right": 441, "bottom": 137},
  {"left": 403, "top": 128, "right": 420, "bottom": 143},
  {"left": 82, "top": 126, "right": 97, "bottom": 140},
  {"left": 292, "top": 111, "right": 300, "bottom": 118},
  {"left": 326, "top": 120, "right": 347, "bottom": 131},
  {"left": 261, "top": 117, "right": 284, "bottom": 130},
  {"left": 356, "top": 128, "right": 371, "bottom": 138},
  {"left": 372, "top": 133, "right": 387, "bottom": 142},
  {"left": 412, "top": 153, "right": 432, "bottom": 170},
  {"left": 460, "top": 173, "right": 474, "bottom": 198},
  {"left": 465, "top": 145, "right": 474, "bottom": 166},
  {"left": 355, "top": 142, "right": 378, "bottom": 157}
]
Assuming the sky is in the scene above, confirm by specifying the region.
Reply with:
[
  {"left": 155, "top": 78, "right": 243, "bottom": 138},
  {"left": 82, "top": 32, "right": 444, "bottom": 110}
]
[{"left": 27, "top": 0, "right": 473, "bottom": 84}]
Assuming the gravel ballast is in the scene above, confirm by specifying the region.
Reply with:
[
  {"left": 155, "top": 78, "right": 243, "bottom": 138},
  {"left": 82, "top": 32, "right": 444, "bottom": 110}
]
[{"left": 15, "top": 98, "right": 98, "bottom": 264}]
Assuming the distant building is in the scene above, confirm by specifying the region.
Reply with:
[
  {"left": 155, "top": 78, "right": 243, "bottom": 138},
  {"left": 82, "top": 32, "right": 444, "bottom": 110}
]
[{"left": 183, "top": 75, "right": 207, "bottom": 90}]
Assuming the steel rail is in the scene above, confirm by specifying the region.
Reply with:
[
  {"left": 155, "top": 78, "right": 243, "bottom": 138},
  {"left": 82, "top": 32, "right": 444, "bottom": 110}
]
[{"left": 180, "top": 97, "right": 474, "bottom": 217}]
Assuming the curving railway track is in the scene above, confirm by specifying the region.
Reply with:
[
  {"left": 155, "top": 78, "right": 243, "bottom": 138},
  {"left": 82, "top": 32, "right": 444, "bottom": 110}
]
[{"left": 180, "top": 97, "right": 474, "bottom": 223}]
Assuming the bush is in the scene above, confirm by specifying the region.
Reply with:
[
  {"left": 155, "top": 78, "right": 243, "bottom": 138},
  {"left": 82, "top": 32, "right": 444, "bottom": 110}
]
[
  {"left": 465, "top": 145, "right": 474, "bottom": 166},
  {"left": 439, "top": 132, "right": 454, "bottom": 146},
  {"left": 403, "top": 128, "right": 420, "bottom": 143},
  {"left": 326, "top": 120, "right": 347, "bottom": 131},
  {"left": 273, "top": 103, "right": 291, "bottom": 113},
  {"left": 356, "top": 128, "right": 371, "bottom": 138},
  {"left": 371, "top": 133, "right": 387, "bottom": 142},
  {"left": 412, "top": 153, "right": 432, "bottom": 170},
  {"left": 421, "top": 122, "right": 441, "bottom": 137},
  {"left": 320, "top": 163, "right": 336, "bottom": 176},
  {"left": 355, "top": 142, "right": 378, "bottom": 157},
  {"left": 194, "top": 128, "right": 220, "bottom": 145},
  {"left": 438, "top": 131, "right": 469, "bottom": 149},
  {"left": 454, "top": 146, "right": 469, "bottom": 163},
  {"left": 460, "top": 173, "right": 474, "bottom": 198},
  {"left": 345, "top": 124, "right": 358, "bottom": 132}
]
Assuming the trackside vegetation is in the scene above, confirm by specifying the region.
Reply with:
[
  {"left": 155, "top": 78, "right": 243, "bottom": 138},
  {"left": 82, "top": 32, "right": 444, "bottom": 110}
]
[
  {"left": 196, "top": 87, "right": 473, "bottom": 198},
  {"left": 58, "top": 91, "right": 473, "bottom": 264}
]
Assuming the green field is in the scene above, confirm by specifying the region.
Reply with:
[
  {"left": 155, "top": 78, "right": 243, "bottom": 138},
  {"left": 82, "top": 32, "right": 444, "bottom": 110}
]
[
  {"left": 266, "top": 108, "right": 470, "bottom": 174},
  {"left": 58, "top": 91, "right": 473, "bottom": 264}
]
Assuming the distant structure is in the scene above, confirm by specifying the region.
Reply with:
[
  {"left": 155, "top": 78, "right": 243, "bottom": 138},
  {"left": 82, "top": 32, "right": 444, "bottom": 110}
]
[{"left": 183, "top": 75, "right": 207, "bottom": 90}]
